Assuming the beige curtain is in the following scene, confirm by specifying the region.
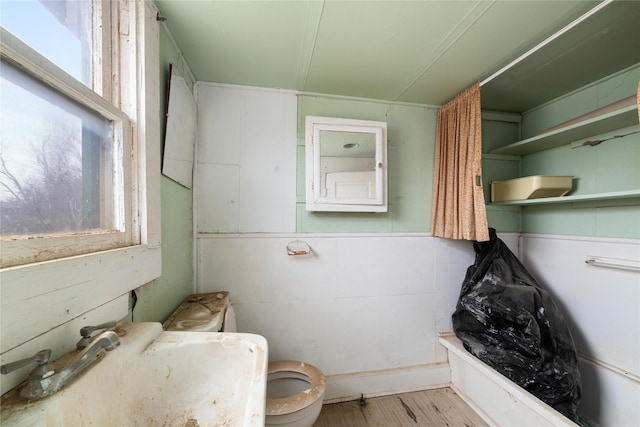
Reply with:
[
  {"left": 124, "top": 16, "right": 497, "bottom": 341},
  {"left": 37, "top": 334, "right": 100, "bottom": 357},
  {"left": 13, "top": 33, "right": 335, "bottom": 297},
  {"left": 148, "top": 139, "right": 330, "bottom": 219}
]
[{"left": 431, "top": 82, "right": 489, "bottom": 241}]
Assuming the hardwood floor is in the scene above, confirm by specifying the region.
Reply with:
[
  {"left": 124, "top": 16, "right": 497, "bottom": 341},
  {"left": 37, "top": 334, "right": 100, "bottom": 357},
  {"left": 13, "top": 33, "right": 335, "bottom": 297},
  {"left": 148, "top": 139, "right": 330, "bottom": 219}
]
[{"left": 313, "top": 388, "right": 488, "bottom": 427}]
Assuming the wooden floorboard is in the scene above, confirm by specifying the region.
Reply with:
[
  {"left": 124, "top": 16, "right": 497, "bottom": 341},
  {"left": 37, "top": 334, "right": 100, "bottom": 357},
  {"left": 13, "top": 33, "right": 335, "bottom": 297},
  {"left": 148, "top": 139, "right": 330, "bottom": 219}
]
[{"left": 313, "top": 388, "right": 488, "bottom": 427}]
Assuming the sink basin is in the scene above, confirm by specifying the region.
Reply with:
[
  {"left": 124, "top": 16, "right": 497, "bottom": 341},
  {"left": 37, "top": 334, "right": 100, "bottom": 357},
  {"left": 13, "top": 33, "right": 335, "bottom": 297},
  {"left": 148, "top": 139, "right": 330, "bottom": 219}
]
[{"left": 1, "top": 322, "right": 268, "bottom": 426}]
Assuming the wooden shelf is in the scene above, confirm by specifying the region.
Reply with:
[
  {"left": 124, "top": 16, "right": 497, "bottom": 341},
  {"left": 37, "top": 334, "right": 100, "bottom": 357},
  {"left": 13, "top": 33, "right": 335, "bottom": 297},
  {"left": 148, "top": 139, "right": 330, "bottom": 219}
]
[
  {"left": 490, "top": 189, "right": 640, "bottom": 206},
  {"left": 490, "top": 103, "right": 639, "bottom": 156}
]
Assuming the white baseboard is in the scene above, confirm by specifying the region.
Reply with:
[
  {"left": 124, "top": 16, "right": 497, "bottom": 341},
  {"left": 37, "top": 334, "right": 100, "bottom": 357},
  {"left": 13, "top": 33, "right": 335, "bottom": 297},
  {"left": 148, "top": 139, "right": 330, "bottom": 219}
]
[{"left": 323, "top": 362, "right": 450, "bottom": 403}]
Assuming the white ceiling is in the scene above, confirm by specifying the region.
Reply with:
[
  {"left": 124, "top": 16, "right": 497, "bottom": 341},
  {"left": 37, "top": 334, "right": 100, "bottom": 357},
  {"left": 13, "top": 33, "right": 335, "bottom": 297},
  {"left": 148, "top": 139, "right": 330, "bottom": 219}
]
[{"left": 154, "top": 0, "right": 640, "bottom": 112}]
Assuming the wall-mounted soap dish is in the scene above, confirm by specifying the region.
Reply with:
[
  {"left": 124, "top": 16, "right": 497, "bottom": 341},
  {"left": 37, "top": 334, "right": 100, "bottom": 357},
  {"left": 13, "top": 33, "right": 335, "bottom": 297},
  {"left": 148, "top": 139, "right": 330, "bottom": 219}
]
[{"left": 286, "top": 240, "right": 311, "bottom": 256}]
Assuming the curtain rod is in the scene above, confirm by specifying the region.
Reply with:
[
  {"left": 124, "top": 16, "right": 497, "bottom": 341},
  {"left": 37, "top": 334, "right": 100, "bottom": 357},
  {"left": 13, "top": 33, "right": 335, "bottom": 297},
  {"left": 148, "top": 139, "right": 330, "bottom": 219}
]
[{"left": 480, "top": 0, "right": 614, "bottom": 87}]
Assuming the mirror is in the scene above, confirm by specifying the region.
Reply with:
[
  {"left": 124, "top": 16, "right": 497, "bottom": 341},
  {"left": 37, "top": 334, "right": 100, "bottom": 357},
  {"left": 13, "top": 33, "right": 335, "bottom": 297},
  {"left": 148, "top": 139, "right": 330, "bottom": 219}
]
[{"left": 305, "top": 116, "right": 387, "bottom": 212}]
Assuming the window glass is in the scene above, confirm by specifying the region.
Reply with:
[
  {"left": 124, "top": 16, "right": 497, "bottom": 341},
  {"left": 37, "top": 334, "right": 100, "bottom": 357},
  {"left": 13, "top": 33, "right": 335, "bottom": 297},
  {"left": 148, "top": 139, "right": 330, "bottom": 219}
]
[
  {"left": 0, "top": 0, "right": 92, "bottom": 86},
  {"left": 0, "top": 59, "right": 118, "bottom": 236},
  {"left": 0, "top": 0, "right": 138, "bottom": 267}
]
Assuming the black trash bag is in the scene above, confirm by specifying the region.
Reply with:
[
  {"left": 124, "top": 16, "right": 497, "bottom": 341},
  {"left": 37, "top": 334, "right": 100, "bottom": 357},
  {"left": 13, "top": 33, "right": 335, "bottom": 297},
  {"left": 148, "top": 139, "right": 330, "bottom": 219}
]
[{"left": 452, "top": 228, "right": 581, "bottom": 422}]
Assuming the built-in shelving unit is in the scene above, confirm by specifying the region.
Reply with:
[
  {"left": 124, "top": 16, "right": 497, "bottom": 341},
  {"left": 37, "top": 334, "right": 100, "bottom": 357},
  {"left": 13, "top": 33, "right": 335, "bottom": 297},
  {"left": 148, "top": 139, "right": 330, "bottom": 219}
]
[
  {"left": 490, "top": 103, "right": 639, "bottom": 156},
  {"left": 482, "top": 2, "right": 640, "bottom": 234},
  {"left": 490, "top": 189, "right": 640, "bottom": 206},
  {"left": 487, "top": 97, "right": 640, "bottom": 207}
]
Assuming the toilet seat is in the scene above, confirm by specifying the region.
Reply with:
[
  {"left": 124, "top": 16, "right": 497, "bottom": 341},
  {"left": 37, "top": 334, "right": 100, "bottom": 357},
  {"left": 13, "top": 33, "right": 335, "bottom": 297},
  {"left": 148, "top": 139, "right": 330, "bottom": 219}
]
[{"left": 265, "top": 360, "right": 326, "bottom": 416}]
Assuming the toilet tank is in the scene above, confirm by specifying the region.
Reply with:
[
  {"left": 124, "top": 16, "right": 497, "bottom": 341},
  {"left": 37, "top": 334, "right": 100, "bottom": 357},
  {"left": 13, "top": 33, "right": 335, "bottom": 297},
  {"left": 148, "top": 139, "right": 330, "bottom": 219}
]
[{"left": 163, "top": 291, "right": 237, "bottom": 332}]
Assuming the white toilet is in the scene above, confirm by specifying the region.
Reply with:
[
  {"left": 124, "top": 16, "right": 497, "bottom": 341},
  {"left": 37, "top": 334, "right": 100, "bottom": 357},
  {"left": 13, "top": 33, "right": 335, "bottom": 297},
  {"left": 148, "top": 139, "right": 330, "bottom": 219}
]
[{"left": 163, "top": 292, "right": 326, "bottom": 427}]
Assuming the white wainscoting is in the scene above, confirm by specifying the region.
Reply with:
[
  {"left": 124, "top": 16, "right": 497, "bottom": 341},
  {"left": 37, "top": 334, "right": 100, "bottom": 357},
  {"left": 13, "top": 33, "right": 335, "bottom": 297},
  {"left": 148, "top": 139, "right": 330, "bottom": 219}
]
[
  {"left": 520, "top": 233, "right": 640, "bottom": 427},
  {"left": 196, "top": 233, "right": 476, "bottom": 399}
]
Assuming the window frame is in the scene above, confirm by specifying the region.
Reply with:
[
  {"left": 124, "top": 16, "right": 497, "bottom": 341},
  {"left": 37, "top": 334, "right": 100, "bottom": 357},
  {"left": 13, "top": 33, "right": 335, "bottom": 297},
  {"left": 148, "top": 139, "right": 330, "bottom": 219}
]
[
  {"left": 0, "top": 9, "right": 136, "bottom": 268},
  {"left": 0, "top": 2, "right": 161, "bottom": 397}
]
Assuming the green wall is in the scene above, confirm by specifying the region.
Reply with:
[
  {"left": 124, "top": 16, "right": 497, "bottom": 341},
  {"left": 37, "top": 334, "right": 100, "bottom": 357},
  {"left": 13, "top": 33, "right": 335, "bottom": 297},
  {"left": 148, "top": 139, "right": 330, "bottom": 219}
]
[
  {"left": 296, "top": 95, "right": 438, "bottom": 233},
  {"left": 519, "top": 130, "right": 640, "bottom": 238},
  {"left": 132, "top": 25, "right": 194, "bottom": 322},
  {"left": 481, "top": 113, "right": 522, "bottom": 232}
]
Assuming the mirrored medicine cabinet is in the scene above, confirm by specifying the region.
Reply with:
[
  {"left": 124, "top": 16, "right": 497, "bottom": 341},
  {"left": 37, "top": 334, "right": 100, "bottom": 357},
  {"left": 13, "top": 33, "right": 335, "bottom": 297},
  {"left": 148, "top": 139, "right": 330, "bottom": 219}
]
[{"left": 305, "top": 116, "right": 387, "bottom": 212}]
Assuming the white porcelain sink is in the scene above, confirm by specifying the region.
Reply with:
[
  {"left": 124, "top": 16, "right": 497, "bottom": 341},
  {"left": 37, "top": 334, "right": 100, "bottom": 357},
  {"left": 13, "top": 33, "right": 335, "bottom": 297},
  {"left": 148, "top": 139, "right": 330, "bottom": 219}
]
[{"left": 1, "top": 322, "right": 268, "bottom": 426}]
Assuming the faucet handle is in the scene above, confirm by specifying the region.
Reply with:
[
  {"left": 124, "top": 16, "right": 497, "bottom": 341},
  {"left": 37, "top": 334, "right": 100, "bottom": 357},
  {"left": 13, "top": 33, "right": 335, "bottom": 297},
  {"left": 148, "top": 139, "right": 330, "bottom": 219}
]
[
  {"left": 77, "top": 321, "right": 117, "bottom": 350},
  {"left": 1, "top": 349, "right": 52, "bottom": 375},
  {"left": 79, "top": 321, "right": 117, "bottom": 338}
]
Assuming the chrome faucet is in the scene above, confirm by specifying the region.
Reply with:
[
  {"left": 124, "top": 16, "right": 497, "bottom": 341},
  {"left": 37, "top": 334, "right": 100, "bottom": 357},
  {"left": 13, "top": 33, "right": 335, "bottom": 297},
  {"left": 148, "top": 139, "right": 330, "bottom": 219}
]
[
  {"left": 76, "top": 320, "right": 117, "bottom": 350},
  {"left": 1, "top": 330, "right": 120, "bottom": 400}
]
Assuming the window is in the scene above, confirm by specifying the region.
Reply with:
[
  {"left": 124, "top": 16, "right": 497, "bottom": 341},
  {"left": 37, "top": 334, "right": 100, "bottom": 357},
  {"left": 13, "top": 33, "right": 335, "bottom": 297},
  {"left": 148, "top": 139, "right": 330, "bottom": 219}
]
[
  {"left": 0, "top": 1, "right": 135, "bottom": 268},
  {"left": 0, "top": 1, "right": 160, "bottom": 396}
]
